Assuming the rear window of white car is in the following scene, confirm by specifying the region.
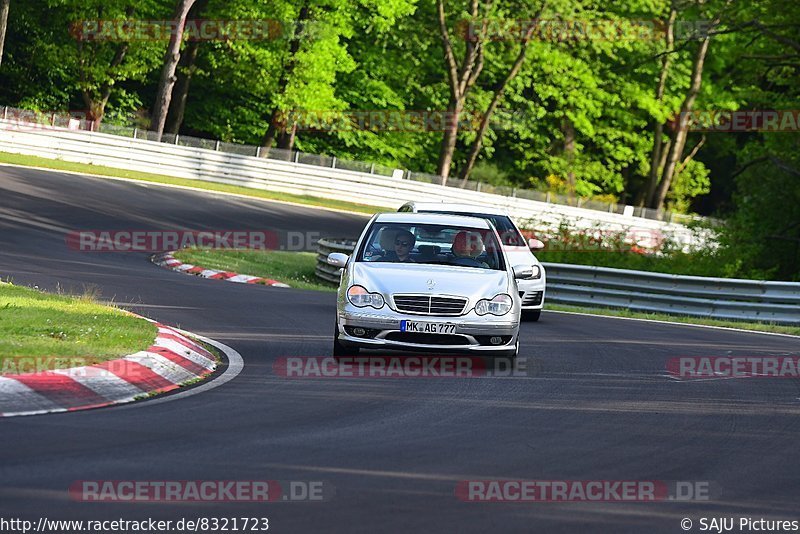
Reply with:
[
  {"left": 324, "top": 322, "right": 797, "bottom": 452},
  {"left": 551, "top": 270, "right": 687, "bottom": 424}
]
[{"left": 420, "top": 211, "right": 526, "bottom": 246}]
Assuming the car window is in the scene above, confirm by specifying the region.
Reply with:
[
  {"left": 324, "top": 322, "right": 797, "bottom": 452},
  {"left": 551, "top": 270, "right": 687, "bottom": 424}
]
[
  {"left": 420, "top": 211, "right": 526, "bottom": 246},
  {"left": 356, "top": 222, "right": 505, "bottom": 270}
]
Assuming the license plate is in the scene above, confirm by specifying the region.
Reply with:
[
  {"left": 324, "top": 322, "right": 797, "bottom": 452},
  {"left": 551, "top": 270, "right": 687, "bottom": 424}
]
[{"left": 400, "top": 320, "right": 456, "bottom": 334}]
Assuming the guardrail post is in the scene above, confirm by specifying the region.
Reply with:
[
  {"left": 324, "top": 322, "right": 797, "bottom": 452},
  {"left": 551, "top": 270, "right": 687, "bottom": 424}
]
[
  {"left": 2, "top": 107, "right": 6, "bottom": 120},
  {"left": 133, "top": 128, "right": 137, "bottom": 139},
  {"left": 174, "top": 135, "right": 180, "bottom": 145},
  {"left": 255, "top": 146, "right": 261, "bottom": 158},
  {"left": 332, "top": 156, "right": 336, "bottom": 169},
  {"left": 546, "top": 192, "right": 551, "bottom": 203},
  {"left": 215, "top": 140, "right": 220, "bottom": 151},
  {"left": 294, "top": 151, "right": 300, "bottom": 163},
  {"left": 370, "top": 163, "right": 375, "bottom": 174}
]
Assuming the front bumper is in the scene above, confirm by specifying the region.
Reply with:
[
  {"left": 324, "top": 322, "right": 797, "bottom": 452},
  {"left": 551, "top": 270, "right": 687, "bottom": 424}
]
[
  {"left": 337, "top": 309, "right": 519, "bottom": 356},
  {"left": 517, "top": 275, "right": 546, "bottom": 311}
]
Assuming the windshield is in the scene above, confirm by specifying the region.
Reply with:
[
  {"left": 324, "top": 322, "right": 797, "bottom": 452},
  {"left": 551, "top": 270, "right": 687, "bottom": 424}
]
[
  {"left": 357, "top": 222, "right": 505, "bottom": 270},
  {"left": 419, "top": 211, "right": 526, "bottom": 246}
]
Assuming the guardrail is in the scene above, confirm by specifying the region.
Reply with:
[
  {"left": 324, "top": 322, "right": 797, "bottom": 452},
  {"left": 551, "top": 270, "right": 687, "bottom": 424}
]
[
  {"left": 316, "top": 237, "right": 358, "bottom": 284},
  {"left": 0, "top": 112, "right": 711, "bottom": 248},
  {"left": 314, "top": 238, "right": 800, "bottom": 325}
]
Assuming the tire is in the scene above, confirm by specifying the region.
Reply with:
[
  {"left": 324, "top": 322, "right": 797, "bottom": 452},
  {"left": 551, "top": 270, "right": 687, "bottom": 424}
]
[
  {"left": 522, "top": 309, "right": 541, "bottom": 322},
  {"left": 333, "top": 322, "right": 360, "bottom": 358}
]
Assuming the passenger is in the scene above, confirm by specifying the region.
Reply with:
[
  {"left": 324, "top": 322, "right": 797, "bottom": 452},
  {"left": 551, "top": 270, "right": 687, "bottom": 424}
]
[{"left": 451, "top": 231, "right": 489, "bottom": 268}]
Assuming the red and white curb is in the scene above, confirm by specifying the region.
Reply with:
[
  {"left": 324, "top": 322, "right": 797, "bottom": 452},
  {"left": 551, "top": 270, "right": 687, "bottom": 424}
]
[
  {"left": 0, "top": 323, "right": 218, "bottom": 417},
  {"left": 152, "top": 252, "right": 290, "bottom": 288}
]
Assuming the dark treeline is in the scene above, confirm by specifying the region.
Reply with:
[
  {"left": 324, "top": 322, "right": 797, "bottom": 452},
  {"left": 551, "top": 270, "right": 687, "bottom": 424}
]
[{"left": 0, "top": 0, "right": 798, "bottom": 279}]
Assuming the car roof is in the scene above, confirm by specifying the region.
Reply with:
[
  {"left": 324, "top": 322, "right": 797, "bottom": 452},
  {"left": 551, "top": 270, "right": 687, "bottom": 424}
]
[
  {"left": 402, "top": 202, "right": 510, "bottom": 217},
  {"left": 374, "top": 212, "right": 492, "bottom": 229}
]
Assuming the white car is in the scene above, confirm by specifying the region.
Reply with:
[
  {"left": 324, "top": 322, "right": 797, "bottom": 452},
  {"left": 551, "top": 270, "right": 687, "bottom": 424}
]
[
  {"left": 399, "top": 202, "right": 546, "bottom": 321},
  {"left": 327, "top": 212, "right": 533, "bottom": 358}
]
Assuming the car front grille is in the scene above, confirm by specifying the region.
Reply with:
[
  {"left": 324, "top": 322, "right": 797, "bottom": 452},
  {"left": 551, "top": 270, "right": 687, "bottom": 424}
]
[{"left": 393, "top": 295, "right": 467, "bottom": 316}]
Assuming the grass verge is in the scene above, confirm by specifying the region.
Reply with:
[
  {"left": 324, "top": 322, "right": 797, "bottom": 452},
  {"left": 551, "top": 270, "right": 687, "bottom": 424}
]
[
  {"left": 169, "top": 249, "right": 798, "bottom": 336},
  {"left": 0, "top": 281, "right": 158, "bottom": 374},
  {"left": 0, "top": 151, "right": 380, "bottom": 215},
  {"left": 172, "top": 248, "right": 337, "bottom": 292}
]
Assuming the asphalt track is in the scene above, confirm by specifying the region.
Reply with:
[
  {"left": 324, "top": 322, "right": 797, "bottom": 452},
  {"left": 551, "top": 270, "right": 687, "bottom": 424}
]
[{"left": 1, "top": 165, "right": 799, "bottom": 533}]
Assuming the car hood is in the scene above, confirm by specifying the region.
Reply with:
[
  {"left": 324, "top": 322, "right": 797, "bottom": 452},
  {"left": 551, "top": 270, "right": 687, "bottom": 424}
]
[{"left": 352, "top": 262, "right": 511, "bottom": 301}]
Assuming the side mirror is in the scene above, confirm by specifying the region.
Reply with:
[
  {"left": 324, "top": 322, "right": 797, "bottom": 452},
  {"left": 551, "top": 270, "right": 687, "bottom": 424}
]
[
  {"left": 327, "top": 253, "right": 349, "bottom": 268},
  {"left": 512, "top": 265, "right": 534, "bottom": 279},
  {"left": 528, "top": 238, "right": 545, "bottom": 251}
]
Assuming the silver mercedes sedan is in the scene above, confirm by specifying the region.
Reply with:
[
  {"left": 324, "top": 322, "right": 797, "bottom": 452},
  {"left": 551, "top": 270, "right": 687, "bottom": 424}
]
[{"left": 327, "top": 212, "right": 532, "bottom": 359}]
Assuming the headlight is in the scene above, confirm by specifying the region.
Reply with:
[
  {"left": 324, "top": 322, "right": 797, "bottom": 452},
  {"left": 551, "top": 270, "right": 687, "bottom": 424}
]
[
  {"left": 529, "top": 265, "right": 541, "bottom": 279},
  {"left": 474, "top": 294, "right": 513, "bottom": 316},
  {"left": 347, "top": 285, "right": 385, "bottom": 309}
]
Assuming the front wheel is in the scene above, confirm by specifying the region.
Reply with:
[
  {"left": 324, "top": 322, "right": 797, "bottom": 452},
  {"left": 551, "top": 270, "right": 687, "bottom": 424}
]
[
  {"left": 522, "top": 310, "right": 541, "bottom": 322},
  {"left": 333, "top": 322, "right": 360, "bottom": 358}
]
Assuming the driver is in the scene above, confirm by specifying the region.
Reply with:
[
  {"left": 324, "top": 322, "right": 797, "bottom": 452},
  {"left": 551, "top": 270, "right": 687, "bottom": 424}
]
[{"left": 378, "top": 229, "right": 416, "bottom": 263}]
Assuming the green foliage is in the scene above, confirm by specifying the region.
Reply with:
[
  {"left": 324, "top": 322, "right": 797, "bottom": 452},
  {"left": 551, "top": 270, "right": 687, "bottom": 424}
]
[{"left": 0, "top": 0, "right": 797, "bottom": 279}]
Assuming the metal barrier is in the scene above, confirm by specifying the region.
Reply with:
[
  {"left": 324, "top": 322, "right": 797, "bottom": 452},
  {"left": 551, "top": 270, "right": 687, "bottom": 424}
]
[
  {"left": 314, "top": 238, "right": 800, "bottom": 325},
  {"left": 316, "top": 238, "right": 357, "bottom": 284},
  {"left": 0, "top": 111, "right": 711, "bottom": 248}
]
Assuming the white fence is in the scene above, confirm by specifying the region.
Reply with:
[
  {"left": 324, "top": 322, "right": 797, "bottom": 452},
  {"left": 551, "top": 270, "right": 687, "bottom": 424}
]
[{"left": 0, "top": 116, "right": 711, "bottom": 248}]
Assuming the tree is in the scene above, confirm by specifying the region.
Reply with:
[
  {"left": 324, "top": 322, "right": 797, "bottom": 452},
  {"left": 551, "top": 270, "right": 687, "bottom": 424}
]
[
  {"left": 0, "top": 0, "right": 10, "bottom": 68},
  {"left": 649, "top": 12, "right": 722, "bottom": 210},
  {"left": 164, "top": 0, "right": 208, "bottom": 135},
  {"left": 150, "top": 0, "right": 196, "bottom": 137},
  {"left": 457, "top": 2, "right": 546, "bottom": 185}
]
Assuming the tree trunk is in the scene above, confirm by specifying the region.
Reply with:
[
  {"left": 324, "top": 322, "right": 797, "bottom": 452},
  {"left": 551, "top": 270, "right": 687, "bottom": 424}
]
[
  {"left": 150, "top": 0, "right": 196, "bottom": 138},
  {"left": 562, "top": 117, "right": 576, "bottom": 190},
  {"left": 0, "top": 0, "right": 10, "bottom": 68},
  {"left": 164, "top": 38, "right": 200, "bottom": 135},
  {"left": 261, "top": 109, "right": 285, "bottom": 150},
  {"left": 261, "top": 3, "right": 309, "bottom": 151},
  {"left": 645, "top": 6, "right": 676, "bottom": 207},
  {"left": 277, "top": 121, "right": 297, "bottom": 151},
  {"left": 435, "top": 0, "right": 489, "bottom": 184},
  {"left": 457, "top": 9, "right": 543, "bottom": 185},
  {"left": 437, "top": 97, "right": 464, "bottom": 182},
  {"left": 164, "top": 0, "right": 207, "bottom": 135},
  {"left": 80, "top": 41, "right": 130, "bottom": 127},
  {"left": 651, "top": 33, "right": 713, "bottom": 210}
]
